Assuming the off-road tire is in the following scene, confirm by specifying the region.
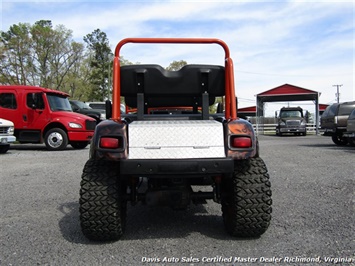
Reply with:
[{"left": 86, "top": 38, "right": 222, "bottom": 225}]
[
  {"left": 331, "top": 134, "right": 348, "bottom": 146},
  {"left": 79, "top": 159, "right": 127, "bottom": 241},
  {"left": 71, "top": 141, "right": 89, "bottom": 149},
  {"left": 44, "top": 128, "right": 68, "bottom": 150},
  {"left": 221, "top": 157, "right": 272, "bottom": 237}
]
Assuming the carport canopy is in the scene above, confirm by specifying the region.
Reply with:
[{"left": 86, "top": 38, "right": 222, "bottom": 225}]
[
  {"left": 237, "top": 106, "right": 256, "bottom": 119},
  {"left": 256, "top": 83, "right": 320, "bottom": 134}
]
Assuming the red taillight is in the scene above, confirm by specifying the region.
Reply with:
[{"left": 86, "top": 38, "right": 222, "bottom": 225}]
[
  {"left": 100, "top": 137, "right": 119, "bottom": 149},
  {"left": 231, "top": 136, "right": 252, "bottom": 148}
]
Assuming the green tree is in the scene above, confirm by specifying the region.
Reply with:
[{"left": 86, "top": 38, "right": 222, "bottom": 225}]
[
  {"left": 83, "top": 29, "right": 113, "bottom": 101},
  {"left": 63, "top": 51, "right": 93, "bottom": 100},
  {"left": 30, "top": 20, "right": 84, "bottom": 90},
  {"left": 166, "top": 60, "right": 187, "bottom": 71},
  {"left": 0, "top": 23, "right": 32, "bottom": 85},
  {"left": 0, "top": 20, "right": 83, "bottom": 91}
]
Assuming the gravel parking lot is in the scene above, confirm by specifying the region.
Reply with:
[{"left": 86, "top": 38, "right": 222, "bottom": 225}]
[{"left": 0, "top": 135, "right": 354, "bottom": 265}]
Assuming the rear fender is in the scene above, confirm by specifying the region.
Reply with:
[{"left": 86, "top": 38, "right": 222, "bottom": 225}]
[
  {"left": 225, "top": 119, "right": 258, "bottom": 159},
  {"left": 89, "top": 119, "right": 128, "bottom": 160}
]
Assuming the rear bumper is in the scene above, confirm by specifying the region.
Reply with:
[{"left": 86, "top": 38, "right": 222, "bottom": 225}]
[
  {"left": 322, "top": 128, "right": 347, "bottom": 136},
  {"left": 120, "top": 158, "right": 234, "bottom": 177},
  {"left": 322, "top": 128, "right": 335, "bottom": 135}
]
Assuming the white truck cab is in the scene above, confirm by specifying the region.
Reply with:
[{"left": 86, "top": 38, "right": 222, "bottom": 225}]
[{"left": 0, "top": 118, "right": 16, "bottom": 153}]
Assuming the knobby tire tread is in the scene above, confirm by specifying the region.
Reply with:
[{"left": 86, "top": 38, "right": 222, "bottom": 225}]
[
  {"left": 79, "top": 159, "right": 126, "bottom": 241},
  {"left": 222, "top": 157, "right": 272, "bottom": 237}
]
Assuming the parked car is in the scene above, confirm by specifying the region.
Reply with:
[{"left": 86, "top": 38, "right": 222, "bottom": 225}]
[
  {"left": 86, "top": 101, "right": 107, "bottom": 119},
  {"left": 0, "top": 118, "right": 16, "bottom": 153},
  {"left": 70, "top": 100, "right": 104, "bottom": 123},
  {"left": 87, "top": 101, "right": 126, "bottom": 118},
  {"left": 320, "top": 101, "right": 355, "bottom": 145},
  {"left": 86, "top": 101, "right": 105, "bottom": 110},
  {"left": 343, "top": 108, "right": 355, "bottom": 146}
]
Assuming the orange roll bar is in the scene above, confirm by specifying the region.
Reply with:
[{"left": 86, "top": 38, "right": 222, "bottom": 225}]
[{"left": 112, "top": 38, "right": 236, "bottom": 120}]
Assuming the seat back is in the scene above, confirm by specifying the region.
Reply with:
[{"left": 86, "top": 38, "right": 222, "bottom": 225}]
[{"left": 121, "top": 64, "right": 225, "bottom": 109}]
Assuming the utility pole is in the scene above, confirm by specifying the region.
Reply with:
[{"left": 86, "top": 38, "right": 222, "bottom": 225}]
[{"left": 333, "top": 84, "right": 342, "bottom": 103}]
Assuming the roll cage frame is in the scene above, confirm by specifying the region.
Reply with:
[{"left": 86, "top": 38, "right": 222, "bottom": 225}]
[{"left": 112, "top": 38, "right": 237, "bottom": 121}]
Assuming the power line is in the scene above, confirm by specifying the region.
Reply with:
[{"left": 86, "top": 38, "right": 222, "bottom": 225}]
[
  {"left": 238, "top": 97, "right": 255, "bottom": 103},
  {"left": 235, "top": 70, "right": 352, "bottom": 78}
]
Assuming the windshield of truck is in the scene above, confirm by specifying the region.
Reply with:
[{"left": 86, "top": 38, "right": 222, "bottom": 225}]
[
  {"left": 47, "top": 94, "right": 72, "bottom": 111},
  {"left": 280, "top": 110, "right": 302, "bottom": 118}
]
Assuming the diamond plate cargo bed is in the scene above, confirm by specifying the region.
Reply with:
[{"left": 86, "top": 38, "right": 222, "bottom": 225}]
[{"left": 128, "top": 120, "right": 225, "bottom": 159}]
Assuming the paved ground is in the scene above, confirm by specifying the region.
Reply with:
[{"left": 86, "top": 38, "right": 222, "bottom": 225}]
[{"left": 0, "top": 135, "right": 354, "bottom": 265}]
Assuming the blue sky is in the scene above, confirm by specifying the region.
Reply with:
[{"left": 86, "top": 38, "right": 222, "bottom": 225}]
[{"left": 1, "top": 0, "right": 354, "bottom": 115}]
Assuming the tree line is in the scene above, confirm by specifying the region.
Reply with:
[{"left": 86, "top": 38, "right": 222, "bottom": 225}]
[{"left": 0, "top": 20, "right": 187, "bottom": 101}]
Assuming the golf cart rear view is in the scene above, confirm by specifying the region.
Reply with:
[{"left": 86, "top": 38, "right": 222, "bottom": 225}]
[{"left": 79, "top": 38, "right": 272, "bottom": 241}]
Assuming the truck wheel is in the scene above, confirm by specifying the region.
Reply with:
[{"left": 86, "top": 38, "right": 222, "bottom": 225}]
[
  {"left": 331, "top": 135, "right": 348, "bottom": 146},
  {"left": 221, "top": 157, "right": 272, "bottom": 237},
  {"left": 0, "top": 144, "right": 10, "bottom": 154},
  {"left": 71, "top": 141, "right": 89, "bottom": 149},
  {"left": 79, "top": 159, "right": 127, "bottom": 241},
  {"left": 44, "top": 128, "right": 68, "bottom": 150}
]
